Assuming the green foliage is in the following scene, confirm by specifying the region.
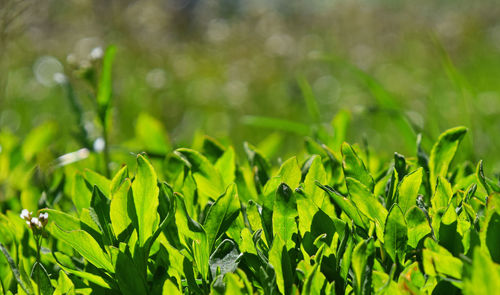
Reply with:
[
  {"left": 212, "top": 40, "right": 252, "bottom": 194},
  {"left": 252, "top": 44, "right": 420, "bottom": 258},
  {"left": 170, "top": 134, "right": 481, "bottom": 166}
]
[{"left": 1, "top": 111, "right": 499, "bottom": 295}]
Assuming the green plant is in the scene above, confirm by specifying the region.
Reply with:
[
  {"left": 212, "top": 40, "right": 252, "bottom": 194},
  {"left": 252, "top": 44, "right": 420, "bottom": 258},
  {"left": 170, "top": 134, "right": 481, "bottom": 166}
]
[{"left": 1, "top": 121, "right": 499, "bottom": 294}]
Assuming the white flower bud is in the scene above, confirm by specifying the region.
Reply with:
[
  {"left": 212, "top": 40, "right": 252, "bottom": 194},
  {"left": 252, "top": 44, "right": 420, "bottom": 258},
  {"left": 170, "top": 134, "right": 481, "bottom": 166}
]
[
  {"left": 39, "top": 212, "right": 49, "bottom": 226},
  {"left": 20, "top": 209, "right": 31, "bottom": 220},
  {"left": 31, "top": 217, "right": 42, "bottom": 229}
]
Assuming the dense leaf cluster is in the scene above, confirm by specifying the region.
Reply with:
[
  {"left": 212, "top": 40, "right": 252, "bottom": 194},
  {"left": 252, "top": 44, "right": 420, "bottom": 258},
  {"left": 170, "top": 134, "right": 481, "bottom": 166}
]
[{"left": 1, "top": 124, "right": 499, "bottom": 295}]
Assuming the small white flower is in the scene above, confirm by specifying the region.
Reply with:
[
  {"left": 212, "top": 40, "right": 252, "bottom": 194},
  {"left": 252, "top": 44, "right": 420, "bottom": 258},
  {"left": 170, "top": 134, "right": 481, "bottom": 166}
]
[
  {"left": 90, "top": 47, "right": 104, "bottom": 60},
  {"left": 53, "top": 72, "right": 68, "bottom": 85},
  {"left": 31, "top": 217, "right": 42, "bottom": 229},
  {"left": 20, "top": 209, "right": 30, "bottom": 220},
  {"left": 26, "top": 221, "right": 31, "bottom": 227},
  {"left": 93, "top": 137, "right": 105, "bottom": 152}
]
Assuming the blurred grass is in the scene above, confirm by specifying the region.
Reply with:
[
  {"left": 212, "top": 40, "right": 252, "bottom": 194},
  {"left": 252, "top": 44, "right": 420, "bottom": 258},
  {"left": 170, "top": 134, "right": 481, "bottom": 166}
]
[{"left": 2, "top": 0, "right": 500, "bottom": 171}]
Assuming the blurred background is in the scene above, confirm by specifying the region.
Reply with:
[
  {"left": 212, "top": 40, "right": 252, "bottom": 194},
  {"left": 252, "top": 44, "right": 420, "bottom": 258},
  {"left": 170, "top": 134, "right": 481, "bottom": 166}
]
[{"left": 2, "top": 0, "right": 500, "bottom": 171}]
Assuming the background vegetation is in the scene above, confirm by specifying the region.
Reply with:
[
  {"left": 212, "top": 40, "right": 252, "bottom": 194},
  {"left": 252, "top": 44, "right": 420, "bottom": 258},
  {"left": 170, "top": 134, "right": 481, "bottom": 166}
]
[{"left": 2, "top": 0, "right": 500, "bottom": 170}]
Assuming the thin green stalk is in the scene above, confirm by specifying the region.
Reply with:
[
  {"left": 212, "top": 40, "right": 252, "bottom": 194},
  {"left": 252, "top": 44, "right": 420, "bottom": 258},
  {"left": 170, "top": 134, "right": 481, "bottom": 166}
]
[
  {"left": 101, "top": 114, "right": 111, "bottom": 178},
  {"left": 35, "top": 236, "right": 41, "bottom": 295}
]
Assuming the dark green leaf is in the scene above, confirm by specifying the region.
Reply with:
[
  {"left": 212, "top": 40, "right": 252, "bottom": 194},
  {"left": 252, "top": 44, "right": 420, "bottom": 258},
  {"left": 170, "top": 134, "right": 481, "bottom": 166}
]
[
  {"left": 114, "top": 245, "right": 148, "bottom": 295},
  {"left": 90, "top": 186, "right": 114, "bottom": 245},
  {"left": 0, "top": 242, "right": 33, "bottom": 295},
  {"left": 203, "top": 183, "right": 240, "bottom": 251},
  {"left": 486, "top": 211, "right": 500, "bottom": 263},
  {"left": 30, "top": 262, "right": 53, "bottom": 295}
]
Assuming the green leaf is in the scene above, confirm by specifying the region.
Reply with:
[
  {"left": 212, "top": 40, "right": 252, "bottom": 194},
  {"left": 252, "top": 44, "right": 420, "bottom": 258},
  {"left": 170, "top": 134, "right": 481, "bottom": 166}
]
[
  {"left": 303, "top": 155, "right": 328, "bottom": 209},
  {"left": 175, "top": 193, "right": 210, "bottom": 280},
  {"left": 30, "top": 262, "right": 53, "bottom": 295},
  {"left": 83, "top": 169, "right": 111, "bottom": 197},
  {"left": 422, "top": 238, "right": 462, "bottom": 279},
  {"left": 317, "top": 182, "right": 368, "bottom": 230},
  {"left": 273, "top": 183, "right": 298, "bottom": 250},
  {"left": 40, "top": 209, "right": 80, "bottom": 231},
  {"left": 215, "top": 147, "right": 236, "bottom": 186},
  {"left": 463, "top": 247, "right": 500, "bottom": 295},
  {"left": 394, "top": 152, "right": 406, "bottom": 180},
  {"left": 431, "top": 176, "right": 453, "bottom": 213},
  {"left": 0, "top": 242, "right": 33, "bottom": 295},
  {"left": 296, "top": 189, "right": 319, "bottom": 238},
  {"left": 269, "top": 235, "right": 293, "bottom": 295},
  {"left": 90, "top": 186, "right": 114, "bottom": 245},
  {"left": 384, "top": 204, "right": 408, "bottom": 264},
  {"left": 243, "top": 142, "right": 271, "bottom": 188},
  {"left": 114, "top": 246, "right": 148, "bottom": 295},
  {"left": 174, "top": 148, "right": 224, "bottom": 203},
  {"left": 346, "top": 177, "right": 387, "bottom": 240},
  {"left": 96, "top": 45, "right": 117, "bottom": 109},
  {"left": 203, "top": 183, "right": 240, "bottom": 251},
  {"left": 486, "top": 211, "right": 500, "bottom": 263},
  {"left": 476, "top": 160, "right": 493, "bottom": 195},
  {"left": 72, "top": 172, "right": 92, "bottom": 214},
  {"left": 135, "top": 112, "right": 171, "bottom": 155},
  {"left": 301, "top": 263, "right": 326, "bottom": 295},
  {"left": 162, "top": 279, "right": 182, "bottom": 295},
  {"left": 51, "top": 253, "right": 112, "bottom": 289},
  {"left": 351, "top": 238, "right": 374, "bottom": 295},
  {"left": 54, "top": 270, "right": 75, "bottom": 295},
  {"left": 110, "top": 179, "right": 132, "bottom": 237},
  {"left": 405, "top": 206, "right": 431, "bottom": 248},
  {"left": 398, "top": 168, "right": 423, "bottom": 214},
  {"left": 275, "top": 157, "right": 301, "bottom": 190},
  {"left": 110, "top": 165, "right": 128, "bottom": 195},
  {"left": 429, "top": 126, "right": 467, "bottom": 192},
  {"left": 342, "top": 142, "right": 374, "bottom": 191},
  {"left": 224, "top": 270, "right": 253, "bottom": 295},
  {"left": 131, "top": 154, "right": 159, "bottom": 246},
  {"left": 49, "top": 223, "right": 114, "bottom": 273}
]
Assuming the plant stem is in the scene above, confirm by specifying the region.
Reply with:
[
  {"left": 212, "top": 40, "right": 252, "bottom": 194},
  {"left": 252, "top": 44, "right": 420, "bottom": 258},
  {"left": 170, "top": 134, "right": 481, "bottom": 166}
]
[
  {"left": 36, "top": 236, "right": 41, "bottom": 295},
  {"left": 102, "top": 115, "right": 111, "bottom": 178}
]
